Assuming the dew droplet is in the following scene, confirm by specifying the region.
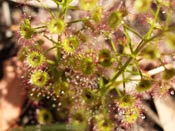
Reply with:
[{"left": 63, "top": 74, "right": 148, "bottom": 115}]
[
  {"left": 21, "top": 76, "right": 24, "bottom": 79},
  {"left": 32, "top": 88, "right": 36, "bottom": 91},
  {"left": 67, "top": 15, "right": 72, "bottom": 20},
  {"left": 37, "top": 93, "right": 41, "bottom": 97},
  {"left": 76, "top": 75, "right": 80, "bottom": 79},
  {"left": 22, "top": 116, "right": 29, "bottom": 124},
  {"left": 170, "top": 90, "right": 175, "bottom": 95},
  {"left": 53, "top": 98, "right": 56, "bottom": 101},
  {"left": 114, "top": 114, "right": 118, "bottom": 119},
  {"left": 141, "top": 115, "right": 146, "bottom": 120},
  {"left": 61, "top": 90, "right": 65, "bottom": 95},
  {"left": 58, "top": 102, "right": 62, "bottom": 106},
  {"left": 72, "top": 96, "right": 75, "bottom": 99},
  {"left": 52, "top": 104, "right": 56, "bottom": 108},
  {"left": 46, "top": 96, "right": 50, "bottom": 99}
]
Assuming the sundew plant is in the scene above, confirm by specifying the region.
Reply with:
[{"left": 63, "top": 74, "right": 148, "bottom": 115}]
[{"left": 17, "top": 0, "right": 175, "bottom": 130}]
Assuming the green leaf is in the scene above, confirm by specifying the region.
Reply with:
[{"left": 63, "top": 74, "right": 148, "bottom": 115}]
[
  {"left": 48, "top": 19, "right": 65, "bottom": 34},
  {"left": 27, "top": 51, "right": 45, "bottom": 67},
  {"left": 98, "top": 49, "right": 115, "bottom": 67},
  {"left": 107, "top": 11, "right": 122, "bottom": 29},
  {"left": 80, "top": 0, "right": 97, "bottom": 10},
  {"left": 136, "top": 78, "right": 152, "bottom": 92},
  {"left": 62, "top": 36, "right": 79, "bottom": 53},
  {"left": 20, "top": 19, "right": 36, "bottom": 39},
  {"left": 134, "top": 0, "right": 151, "bottom": 12},
  {"left": 30, "top": 70, "right": 49, "bottom": 87},
  {"left": 80, "top": 57, "right": 95, "bottom": 75},
  {"left": 91, "top": 6, "right": 103, "bottom": 23}
]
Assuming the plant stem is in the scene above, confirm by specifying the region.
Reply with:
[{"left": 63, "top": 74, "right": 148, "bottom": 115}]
[
  {"left": 68, "top": 18, "right": 88, "bottom": 25},
  {"left": 34, "top": 25, "right": 47, "bottom": 29},
  {"left": 44, "top": 46, "right": 57, "bottom": 55},
  {"left": 123, "top": 23, "right": 143, "bottom": 39},
  {"left": 105, "top": 26, "right": 175, "bottom": 89},
  {"left": 43, "top": 34, "right": 58, "bottom": 45}
]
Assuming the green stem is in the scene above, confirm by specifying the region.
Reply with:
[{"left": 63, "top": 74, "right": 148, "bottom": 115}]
[
  {"left": 37, "top": 0, "right": 56, "bottom": 18},
  {"left": 115, "top": 87, "right": 122, "bottom": 97},
  {"left": 159, "top": 58, "right": 167, "bottom": 70},
  {"left": 146, "top": 4, "right": 161, "bottom": 39},
  {"left": 122, "top": 72, "right": 126, "bottom": 94},
  {"left": 34, "top": 25, "right": 47, "bottom": 29},
  {"left": 43, "top": 35, "right": 58, "bottom": 45},
  {"left": 109, "top": 37, "right": 117, "bottom": 52},
  {"left": 123, "top": 25, "right": 134, "bottom": 54},
  {"left": 44, "top": 46, "right": 57, "bottom": 55},
  {"left": 102, "top": 32, "right": 117, "bottom": 52},
  {"left": 165, "top": 5, "right": 172, "bottom": 30},
  {"left": 105, "top": 27, "right": 175, "bottom": 89},
  {"left": 123, "top": 23, "right": 143, "bottom": 39},
  {"left": 68, "top": 18, "right": 89, "bottom": 25},
  {"left": 134, "top": 57, "right": 143, "bottom": 78}
]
